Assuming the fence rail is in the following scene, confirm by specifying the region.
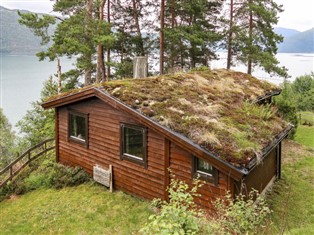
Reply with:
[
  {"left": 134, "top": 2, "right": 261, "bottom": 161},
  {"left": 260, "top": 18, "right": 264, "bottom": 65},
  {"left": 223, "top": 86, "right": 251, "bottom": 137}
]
[{"left": 0, "top": 138, "right": 55, "bottom": 188}]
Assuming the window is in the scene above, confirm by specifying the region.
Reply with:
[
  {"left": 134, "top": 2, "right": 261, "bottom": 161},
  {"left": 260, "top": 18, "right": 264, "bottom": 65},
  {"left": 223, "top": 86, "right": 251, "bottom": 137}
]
[
  {"left": 120, "top": 123, "right": 147, "bottom": 168},
  {"left": 193, "top": 156, "right": 218, "bottom": 184},
  {"left": 68, "top": 110, "right": 88, "bottom": 146}
]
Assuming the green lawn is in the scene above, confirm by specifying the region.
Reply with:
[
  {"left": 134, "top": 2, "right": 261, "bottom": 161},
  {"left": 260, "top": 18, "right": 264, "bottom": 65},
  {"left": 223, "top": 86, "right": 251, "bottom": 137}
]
[
  {"left": 295, "top": 125, "right": 314, "bottom": 148},
  {"left": 0, "top": 184, "right": 152, "bottom": 235},
  {"left": 267, "top": 137, "right": 314, "bottom": 234}
]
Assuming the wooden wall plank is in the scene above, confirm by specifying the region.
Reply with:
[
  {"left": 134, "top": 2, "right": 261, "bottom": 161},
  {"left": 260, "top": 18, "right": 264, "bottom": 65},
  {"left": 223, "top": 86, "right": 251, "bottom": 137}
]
[{"left": 57, "top": 98, "right": 166, "bottom": 200}]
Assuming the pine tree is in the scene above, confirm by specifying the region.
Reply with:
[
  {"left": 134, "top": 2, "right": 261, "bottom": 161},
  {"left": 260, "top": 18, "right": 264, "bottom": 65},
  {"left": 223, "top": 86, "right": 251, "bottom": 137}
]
[
  {"left": 18, "top": 0, "right": 113, "bottom": 86},
  {"left": 163, "top": 0, "right": 223, "bottom": 71},
  {"left": 110, "top": 0, "right": 155, "bottom": 78},
  {"left": 223, "top": 0, "right": 288, "bottom": 77}
]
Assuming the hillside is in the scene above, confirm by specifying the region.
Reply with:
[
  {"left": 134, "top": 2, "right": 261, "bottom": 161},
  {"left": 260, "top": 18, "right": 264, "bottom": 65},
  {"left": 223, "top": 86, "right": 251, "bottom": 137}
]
[
  {"left": 274, "top": 27, "right": 300, "bottom": 38},
  {"left": 277, "top": 28, "right": 314, "bottom": 53},
  {"left": 0, "top": 6, "right": 51, "bottom": 55}
]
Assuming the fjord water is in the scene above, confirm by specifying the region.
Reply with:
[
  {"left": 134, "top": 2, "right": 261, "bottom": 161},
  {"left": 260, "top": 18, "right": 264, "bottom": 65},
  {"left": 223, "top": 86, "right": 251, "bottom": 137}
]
[
  {"left": 0, "top": 55, "right": 74, "bottom": 129},
  {"left": 0, "top": 53, "right": 313, "bottom": 130}
]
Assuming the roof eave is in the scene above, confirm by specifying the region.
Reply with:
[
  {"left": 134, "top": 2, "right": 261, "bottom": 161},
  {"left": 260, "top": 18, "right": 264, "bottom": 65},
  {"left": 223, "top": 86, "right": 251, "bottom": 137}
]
[
  {"left": 41, "top": 88, "right": 96, "bottom": 109},
  {"left": 254, "top": 89, "right": 282, "bottom": 104},
  {"left": 245, "top": 123, "right": 294, "bottom": 173}
]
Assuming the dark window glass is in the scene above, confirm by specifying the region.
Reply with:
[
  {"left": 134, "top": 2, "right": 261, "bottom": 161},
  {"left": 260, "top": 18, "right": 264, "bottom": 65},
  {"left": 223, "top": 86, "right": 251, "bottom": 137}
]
[
  {"left": 123, "top": 126, "right": 144, "bottom": 159},
  {"left": 69, "top": 111, "right": 88, "bottom": 144},
  {"left": 196, "top": 158, "right": 213, "bottom": 176},
  {"left": 121, "top": 123, "right": 147, "bottom": 167}
]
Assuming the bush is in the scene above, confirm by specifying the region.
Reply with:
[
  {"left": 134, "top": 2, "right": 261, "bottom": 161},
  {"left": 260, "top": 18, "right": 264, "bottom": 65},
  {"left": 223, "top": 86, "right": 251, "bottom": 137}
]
[
  {"left": 23, "top": 158, "right": 91, "bottom": 190},
  {"left": 140, "top": 177, "right": 204, "bottom": 235},
  {"left": 210, "top": 190, "right": 272, "bottom": 235},
  {"left": 0, "top": 156, "right": 91, "bottom": 201},
  {"left": 274, "top": 81, "right": 298, "bottom": 138}
]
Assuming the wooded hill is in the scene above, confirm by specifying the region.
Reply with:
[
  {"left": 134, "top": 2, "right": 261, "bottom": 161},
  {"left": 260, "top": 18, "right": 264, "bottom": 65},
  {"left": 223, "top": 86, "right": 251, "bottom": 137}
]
[
  {"left": 277, "top": 28, "right": 314, "bottom": 53},
  {"left": 0, "top": 6, "right": 51, "bottom": 55}
]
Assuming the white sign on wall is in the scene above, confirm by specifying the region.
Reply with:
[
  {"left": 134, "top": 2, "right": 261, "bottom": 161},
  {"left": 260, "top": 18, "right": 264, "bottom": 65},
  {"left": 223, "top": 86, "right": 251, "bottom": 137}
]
[{"left": 93, "top": 164, "right": 113, "bottom": 192}]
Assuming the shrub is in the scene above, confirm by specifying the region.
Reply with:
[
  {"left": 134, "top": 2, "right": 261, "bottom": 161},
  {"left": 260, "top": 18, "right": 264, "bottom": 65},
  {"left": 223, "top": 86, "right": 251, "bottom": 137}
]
[
  {"left": 274, "top": 81, "right": 298, "bottom": 138},
  {"left": 0, "top": 156, "right": 91, "bottom": 201},
  {"left": 140, "top": 177, "right": 204, "bottom": 235},
  {"left": 210, "top": 190, "right": 272, "bottom": 235}
]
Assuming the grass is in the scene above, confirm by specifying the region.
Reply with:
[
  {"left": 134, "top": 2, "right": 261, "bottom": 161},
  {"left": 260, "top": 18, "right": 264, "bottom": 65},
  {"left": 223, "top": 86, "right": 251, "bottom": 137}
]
[
  {"left": 295, "top": 111, "right": 314, "bottom": 148},
  {"left": 0, "top": 183, "right": 152, "bottom": 235},
  {"left": 295, "top": 125, "right": 314, "bottom": 148},
  {"left": 267, "top": 122, "right": 314, "bottom": 234}
]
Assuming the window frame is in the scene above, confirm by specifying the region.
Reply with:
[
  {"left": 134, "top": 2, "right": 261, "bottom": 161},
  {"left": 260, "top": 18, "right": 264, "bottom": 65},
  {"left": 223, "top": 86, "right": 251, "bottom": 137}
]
[
  {"left": 120, "top": 123, "right": 148, "bottom": 168},
  {"left": 192, "top": 156, "right": 218, "bottom": 185},
  {"left": 68, "top": 109, "right": 89, "bottom": 147}
]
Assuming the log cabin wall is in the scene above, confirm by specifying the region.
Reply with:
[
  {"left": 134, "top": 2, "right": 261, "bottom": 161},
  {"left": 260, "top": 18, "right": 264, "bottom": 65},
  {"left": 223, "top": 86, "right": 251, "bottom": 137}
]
[
  {"left": 169, "top": 142, "right": 232, "bottom": 211},
  {"left": 238, "top": 147, "right": 278, "bottom": 194},
  {"left": 57, "top": 97, "right": 166, "bottom": 200}
]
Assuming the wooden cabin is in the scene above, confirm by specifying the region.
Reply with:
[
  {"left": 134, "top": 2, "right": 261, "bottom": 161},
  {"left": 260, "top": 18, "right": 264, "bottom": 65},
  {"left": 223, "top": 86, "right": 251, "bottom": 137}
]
[{"left": 42, "top": 69, "right": 292, "bottom": 211}]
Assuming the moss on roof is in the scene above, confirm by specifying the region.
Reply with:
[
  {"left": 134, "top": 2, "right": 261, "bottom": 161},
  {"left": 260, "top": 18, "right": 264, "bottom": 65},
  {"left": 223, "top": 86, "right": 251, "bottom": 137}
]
[{"left": 47, "top": 69, "right": 288, "bottom": 167}]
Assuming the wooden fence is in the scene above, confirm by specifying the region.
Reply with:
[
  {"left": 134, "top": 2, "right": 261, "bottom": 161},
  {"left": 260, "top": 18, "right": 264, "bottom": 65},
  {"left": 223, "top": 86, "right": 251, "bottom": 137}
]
[{"left": 0, "top": 138, "right": 55, "bottom": 188}]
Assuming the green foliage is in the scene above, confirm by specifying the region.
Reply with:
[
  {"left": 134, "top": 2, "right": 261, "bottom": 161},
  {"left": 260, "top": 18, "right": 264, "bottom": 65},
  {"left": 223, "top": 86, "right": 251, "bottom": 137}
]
[
  {"left": 0, "top": 108, "right": 16, "bottom": 167},
  {"left": 274, "top": 81, "right": 298, "bottom": 137},
  {"left": 163, "top": 0, "right": 223, "bottom": 71},
  {"left": 243, "top": 102, "right": 275, "bottom": 121},
  {"left": 17, "top": 11, "right": 56, "bottom": 45},
  {"left": 18, "top": 0, "right": 114, "bottom": 85},
  {"left": 292, "top": 73, "right": 314, "bottom": 111},
  {"left": 0, "top": 155, "right": 91, "bottom": 201},
  {"left": 140, "top": 177, "right": 204, "bottom": 235},
  {"left": 211, "top": 190, "right": 272, "bottom": 235},
  {"left": 274, "top": 73, "right": 314, "bottom": 137},
  {"left": 224, "top": 0, "right": 287, "bottom": 77}
]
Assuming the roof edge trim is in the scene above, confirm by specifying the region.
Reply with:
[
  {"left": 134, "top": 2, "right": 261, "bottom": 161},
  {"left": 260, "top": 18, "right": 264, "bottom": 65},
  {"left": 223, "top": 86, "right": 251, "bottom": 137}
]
[{"left": 246, "top": 124, "right": 293, "bottom": 173}]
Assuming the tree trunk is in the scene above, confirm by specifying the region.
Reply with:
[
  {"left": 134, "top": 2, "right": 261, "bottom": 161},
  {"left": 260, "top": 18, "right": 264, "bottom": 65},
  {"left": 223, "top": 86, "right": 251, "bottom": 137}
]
[
  {"left": 170, "top": 0, "right": 175, "bottom": 70},
  {"left": 227, "top": 0, "right": 234, "bottom": 70},
  {"left": 96, "top": 0, "right": 106, "bottom": 83},
  {"left": 247, "top": 2, "right": 253, "bottom": 75},
  {"left": 106, "top": 0, "right": 111, "bottom": 81},
  {"left": 132, "top": 0, "right": 144, "bottom": 56},
  {"left": 160, "top": 0, "right": 165, "bottom": 75},
  {"left": 57, "top": 58, "right": 62, "bottom": 94},
  {"left": 85, "top": 0, "right": 93, "bottom": 85}
]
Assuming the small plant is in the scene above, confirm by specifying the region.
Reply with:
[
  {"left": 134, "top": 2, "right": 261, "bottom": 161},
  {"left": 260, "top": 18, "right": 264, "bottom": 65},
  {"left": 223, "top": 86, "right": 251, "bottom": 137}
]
[
  {"left": 210, "top": 190, "right": 272, "bottom": 235},
  {"left": 140, "top": 177, "right": 204, "bottom": 235},
  {"left": 243, "top": 102, "right": 274, "bottom": 121}
]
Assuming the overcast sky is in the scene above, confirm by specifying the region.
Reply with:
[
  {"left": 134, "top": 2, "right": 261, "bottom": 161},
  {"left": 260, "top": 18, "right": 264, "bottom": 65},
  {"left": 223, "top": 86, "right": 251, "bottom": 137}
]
[{"left": 0, "top": 0, "right": 313, "bottom": 32}]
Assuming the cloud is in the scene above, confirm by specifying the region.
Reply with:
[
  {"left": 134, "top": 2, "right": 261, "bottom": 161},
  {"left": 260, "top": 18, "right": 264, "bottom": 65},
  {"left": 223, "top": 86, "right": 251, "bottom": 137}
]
[{"left": 0, "top": 0, "right": 54, "bottom": 14}]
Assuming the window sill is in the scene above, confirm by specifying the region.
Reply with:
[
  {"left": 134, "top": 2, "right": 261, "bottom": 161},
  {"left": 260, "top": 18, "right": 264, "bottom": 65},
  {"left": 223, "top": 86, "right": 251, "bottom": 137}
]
[
  {"left": 121, "top": 153, "right": 147, "bottom": 168},
  {"left": 194, "top": 172, "right": 218, "bottom": 185},
  {"left": 69, "top": 136, "right": 88, "bottom": 147}
]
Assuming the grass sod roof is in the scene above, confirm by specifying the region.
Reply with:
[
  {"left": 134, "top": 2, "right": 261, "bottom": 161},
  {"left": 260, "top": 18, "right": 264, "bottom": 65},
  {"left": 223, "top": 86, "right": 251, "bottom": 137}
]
[{"left": 47, "top": 69, "right": 289, "bottom": 168}]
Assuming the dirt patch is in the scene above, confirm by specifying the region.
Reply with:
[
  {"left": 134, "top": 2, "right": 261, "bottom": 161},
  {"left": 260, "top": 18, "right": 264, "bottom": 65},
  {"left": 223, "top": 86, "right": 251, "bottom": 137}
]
[
  {"left": 8, "top": 194, "right": 20, "bottom": 201},
  {"left": 282, "top": 139, "right": 314, "bottom": 164}
]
